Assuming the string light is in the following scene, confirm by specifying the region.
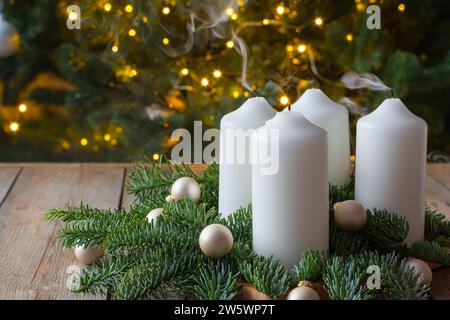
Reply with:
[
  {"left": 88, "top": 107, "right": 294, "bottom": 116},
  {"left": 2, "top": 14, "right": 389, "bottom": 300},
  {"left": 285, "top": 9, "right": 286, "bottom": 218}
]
[
  {"left": 276, "top": 4, "right": 286, "bottom": 15},
  {"left": 9, "top": 122, "right": 19, "bottom": 132},
  {"left": 350, "top": 155, "right": 356, "bottom": 161},
  {"left": 111, "top": 139, "right": 118, "bottom": 146},
  {"left": 62, "top": 140, "right": 70, "bottom": 150},
  {"left": 226, "top": 8, "right": 234, "bottom": 16},
  {"left": 292, "top": 58, "right": 300, "bottom": 65},
  {"left": 279, "top": 96, "right": 290, "bottom": 105},
  {"left": 180, "top": 68, "right": 189, "bottom": 76},
  {"left": 152, "top": 153, "right": 160, "bottom": 161},
  {"left": 314, "top": 17, "right": 323, "bottom": 26},
  {"left": 213, "top": 70, "right": 222, "bottom": 78},
  {"left": 18, "top": 103, "right": 27, "bottom": 113},
  {"left": 68, "top": 11, "right": 78, "bottom": 21},
  {"left": 130, "top": 69, "right": 138, "bottom": 77},
  {"left": 356, "top": 3, "right": 365, "bottom": 11},
  {"left": 262, "top": 19, "right": 270, "bottom": 25},
  {"left": 398, "top": 3, "right": 406, "bottom": 12},
  {"left": 128, "top": 28, "right": 137, "bottom": 37},
  {"left": 226, "top": 40, "right": 234, "bottom": 48},
  {"left": 286, "top": 44, "right": 294, "bottom": 52},
  {"left": 103, "top": 3, "right": 112, "bottom": 12},
  {"left": 162, "top": 7, "right": 171, "bottom": 15},
  {"left": 162, "top": 37, "right": 170, "bottom": 45},
  {"left": 116, "top": 127, "right": 123, "bottom": 133},
  {"left": 231, "top": 13, "right": 238, "bottom": 20},
  {"left": 244, "top": 91, "right": 250, "bottom": 97},
  {"left": 112, "top": 45, "right": 119, "bottom": 52},
  {"left": 104, "top": 134, "right": 111, "bottom": 142},
  {"left": 297, "top": 44, "right": 306, "bottom": 53},
  {"left": 232, "top": 90, "right": 240, "bottom": 98},
  {"left": 142, "top": 16, "right": 148, "bottom": 23},
  {"left": 346, "top": 33, "right": 353, "bottom": 42},
  {"left": 80, "top": 138, "right": 88, "bottom": 146},
  {"left": 201, "top": 78, "right": 209, "bottom": 87},
  {"left": 124, "top": 4, "right": 133, "bottom": 13}
]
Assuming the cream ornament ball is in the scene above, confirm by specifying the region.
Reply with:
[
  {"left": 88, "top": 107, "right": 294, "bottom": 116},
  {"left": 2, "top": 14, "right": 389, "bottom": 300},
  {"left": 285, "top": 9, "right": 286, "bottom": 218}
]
[
  {"left": 404, "top": 258, "right": 432, "bottom": 285},
  {"left": 171, "top": 177, "right": 201, "bottom": 202},
  {"left": 0, "top": 14, "right": 20, "bottom": 58},
  {"left": 199, "top": 224, "right": 234, "bottom": 258},
  {"left": 287, "top": 282, "right": 320, "bottom": 300},
  {"left": 74, "top": 244, "right": 104, "bottom": 265},
  {"left": 147, "top": 208, "right": 163, "bottom": 223},
  {"left": 333, "top": 200, "right": 367, "bottom": 231}
]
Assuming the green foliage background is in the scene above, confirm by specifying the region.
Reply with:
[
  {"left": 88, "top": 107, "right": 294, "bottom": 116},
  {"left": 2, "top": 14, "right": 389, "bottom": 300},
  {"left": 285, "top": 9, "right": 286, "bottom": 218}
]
[{"left": 0, "top": 0, "right": 449, "bottom": 161}]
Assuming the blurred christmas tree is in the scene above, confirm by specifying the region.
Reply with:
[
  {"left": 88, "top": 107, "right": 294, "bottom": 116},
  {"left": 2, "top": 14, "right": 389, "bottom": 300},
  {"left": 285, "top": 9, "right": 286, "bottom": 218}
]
[{"left": 0, "top": 0, "right": 449, "bottom": 161}]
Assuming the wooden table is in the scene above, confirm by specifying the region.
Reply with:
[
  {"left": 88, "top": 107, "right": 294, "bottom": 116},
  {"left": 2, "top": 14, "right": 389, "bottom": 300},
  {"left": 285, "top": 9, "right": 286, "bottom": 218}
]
[{"left": 0, "top": 163, "right": 448, "bottom": 300}]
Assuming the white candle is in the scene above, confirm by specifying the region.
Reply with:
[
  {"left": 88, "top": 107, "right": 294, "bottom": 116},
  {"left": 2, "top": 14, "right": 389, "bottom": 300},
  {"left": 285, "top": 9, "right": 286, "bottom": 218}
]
[
  {"left": 252, "top": 111, "right": 329, "bottom": 268},
  {"left": 291, "top": 88, "right": 351, "bottom": 186},
  {"left": 355, "top": 98, "right": 427, "bottom": 244},
  {"left": 219, "top": 97, "right": 276, "bottom": 217}
]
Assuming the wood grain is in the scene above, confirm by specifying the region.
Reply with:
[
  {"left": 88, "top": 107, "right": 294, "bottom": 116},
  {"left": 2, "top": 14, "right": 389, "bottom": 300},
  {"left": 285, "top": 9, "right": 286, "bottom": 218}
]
[
  {"left": 0, "top": 165, "right": 125, "bottom": 300},
  {"left": 0, "top": 167, "right": 21, "bottom": 205}
]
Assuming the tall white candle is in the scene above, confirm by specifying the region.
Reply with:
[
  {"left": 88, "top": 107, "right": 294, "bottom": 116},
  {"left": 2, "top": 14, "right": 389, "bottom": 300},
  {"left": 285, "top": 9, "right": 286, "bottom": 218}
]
[
  {"left": 219, "top": 97, "right": 276, "bottom": 217},
  {"left": 355, "top": 98, "right": 427, "bottom": 244},
  {"left": 252, "top": 111, "right": 329, "bottom": 268},
  {"left": 291, "top": 88, "right": 351, "bottom": 186}
]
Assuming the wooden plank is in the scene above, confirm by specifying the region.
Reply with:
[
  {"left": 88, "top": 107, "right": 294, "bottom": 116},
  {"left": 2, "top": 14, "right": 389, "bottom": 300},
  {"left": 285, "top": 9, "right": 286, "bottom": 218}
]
[
  {"left": 426, "top": 165, "right": 450, "bottom": 219},
  {"left": 0, "top": 167, "right": 21, "bottom": 205},
  {"left": 0, "top": 165, "right": 125, "bottom": 300},
  {"left": 427, "top": 163, "right": 450, "bottom": 191},
  {"left": 120, "top": 167, "right": 135, "bottom": 211}
]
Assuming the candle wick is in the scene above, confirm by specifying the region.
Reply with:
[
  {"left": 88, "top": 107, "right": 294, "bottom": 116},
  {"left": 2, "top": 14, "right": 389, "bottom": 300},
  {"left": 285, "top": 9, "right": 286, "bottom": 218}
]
[{"left": 288, "top": 104, "right": 291, "bottom": 111}]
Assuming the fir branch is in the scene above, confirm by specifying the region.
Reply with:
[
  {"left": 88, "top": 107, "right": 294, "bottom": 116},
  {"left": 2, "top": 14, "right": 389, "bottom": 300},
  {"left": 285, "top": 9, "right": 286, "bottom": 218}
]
[
  {"left": 162, "top": 199, "right": 223, "bottom": 229},
  {"left": 45, "top": 203, "right": 106, "bottom": 222},
  {"left": 224, "top": 205, "right": 252, "bottom": 245},
  {"left": 191, "top": 260, "right": 240, "bottom": 300},
  {"left": 239, "top": 256, "right": 291, "bottom": 298},
  {"left": 292, "top": 250, "right": 329, "bottom": 283},
  {"left": 383, "top": 259, "right": 430, "bottom": 300},
  {"left": 365, "top": 209, "right": 408, "bottom": 252},
  {"left": 323, "top": 256, "right": 374, "bottom": 300},
  {"left": 425, "top": 206, "right": 450, "bottom": 240},
  {"left": 409, "top": 240, "right": 450, "bottom": 266},
  {"left": 330, "top": 221, "right": 369, "bottom": 256},
  {"left": 329, "top": 181, "right": 354, "bottom": 210}
]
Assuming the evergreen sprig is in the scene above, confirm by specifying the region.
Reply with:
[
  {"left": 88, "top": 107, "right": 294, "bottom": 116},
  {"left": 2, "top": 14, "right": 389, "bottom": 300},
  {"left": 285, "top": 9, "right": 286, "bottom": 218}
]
[{"left": 45, "top": 159, "right": 450, "bottom": 300}]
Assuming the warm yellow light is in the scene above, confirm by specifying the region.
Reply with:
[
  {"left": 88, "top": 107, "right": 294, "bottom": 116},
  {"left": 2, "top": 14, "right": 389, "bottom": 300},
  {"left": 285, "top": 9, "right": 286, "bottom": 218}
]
[
  {"left": 104, "top": 3, "right": 112, "bottom": 12},
  {"left": 346, "top": 33, "right": 353, "bottom": 42},
  {"left": 116, "top": 127, "right": 123, "bottom": 133},
  {"left": 279, "top": 96, "right": 290, "bottom": 105},
  {"left": 297, "top": 44, "right": 306, "bottom": 53},
  {"left": 18, "top": 103, "right": 27, "bottom": 113},
  {"left": 356, "top": 3, "right": 365, "bottom": 11},
  {"left": 398, "top": 3, "right": 406, "bottom": 12},
  {"left": 162, "top": 37, "right": 170, "bottom": 45},
  {"left": 62, "top": 140, "right": 70, "bottom": 150},
  {"left": 231, "top": 13, "right": 238, "bottom": 20},
  {"left": 180, "top": 68, "right": 189, "bottom": 76},
  {"left": 232, "top": 90, "right": 240, "bottom": 98},
  {"left": 292, "top": 58, "right": 300, "bottom": 65},
  {"left": 142, "top": 16, "right": 148, "bottom": 23},
  {"left": 276, "top": 5, "right": 285, "bottom": 15},
  {"left": 112, "top": 45, "right": 118, "bottom": 52},
  {"left": 80, "top": 138, "right": 88, "bottom": 146},
  {"left": 104, "top": 134, "right": 111, "bottom": 142},
  {"left": 244, "top": 91, "right": 250, "bottom": 97},
  {"left": 130, "top": 69, "right": 138, "bottom": 77},
  {"left": 152, "top": 153, "right": 160, "bottom": 161},
  {"left": 286, "top": 45, "right": 294, "bottom": 52},
  {"left": 314, "top": 17, "right": 323, "bottom": 26},
  {"left": 262, "top": 19, "right": 270, "bottom": 25},
  {"left": 213, "top": 70, "right": 222, "bottom": 78},
  {"left": 350, "top": 155, "right": 356, "bottom": 161},
  {"left": 128, "top": 29, "right": 136, "bottom": 37},
  {"left": 162, "top": 6, "right": 171, "bottom": 15},
  {"left": 226, "top": 40, "right": 234, "bottom": 48},
  {"left": 226, "top": 8, "right": 234, "bottom": 16},
  {"left": 201, "top": 78, "right": 209, "bottom": 87},
  {"left": 111, "top": 139, "right": 118, "bottom": 146},
  {"left": 9, "top": 122, "right": 19, "bottom": 132},
  {"left": 125, "top": 4, "right": 133, "bottom": 13},
  {"left": 68, "top": 11, "right": 78, "bottom": 21}
]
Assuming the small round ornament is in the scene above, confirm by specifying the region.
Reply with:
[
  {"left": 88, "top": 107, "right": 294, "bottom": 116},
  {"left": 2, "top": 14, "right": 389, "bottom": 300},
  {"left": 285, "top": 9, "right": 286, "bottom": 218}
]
[
  {"left": 0, "top": 14, "right": 20, "bottom": 58},
  {"left": 74, "top": 244, "right": 104, "bottom": 265},
  {"left": 165, "top": 194, "right": 173, "bottom": 202},
  {"left": 171, "top": 177, "right": 201, "bottom": 202},
  {"left": 287, "top": 281, "right": 320, "bottom": 300},
  {"left": 404, "top": 258, "right": 432, "bottom": 285},
  {"left": 199, "top": 224, "right": 233, "bottom": 258},
  {"left": 146, "top": 208, "right": 163, "bottom": 223},
  {"left": 334, "top": 200, "right": 367, "bottom": 231}
]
